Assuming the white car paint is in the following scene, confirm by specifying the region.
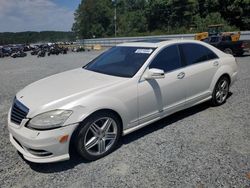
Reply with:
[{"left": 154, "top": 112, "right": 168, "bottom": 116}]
[{"left": 8, "top": 39, "right": 238, "bottom": 163}]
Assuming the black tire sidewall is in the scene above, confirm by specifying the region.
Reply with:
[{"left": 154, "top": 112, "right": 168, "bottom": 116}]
[
  {"left": 74, "top": 111, "right": 122, "bottom": 161},
  {"left": 224, "top": 48, "right": 233, "bottom": 55},
  {"left": 211, "top": 76, "right": 230, "bottom": 106}
]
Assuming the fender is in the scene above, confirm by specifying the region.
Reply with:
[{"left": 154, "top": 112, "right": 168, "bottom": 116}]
[
  {"left": 64, "top": 96, "right": 132, "bottom": 130},
  {"left": 209, "top": 64, "right": 234, "bottom": 92}
]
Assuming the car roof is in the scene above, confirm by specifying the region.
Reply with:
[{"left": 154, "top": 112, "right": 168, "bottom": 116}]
[{"left": 117, "top": 39, "right": 205, "bottom": 48}]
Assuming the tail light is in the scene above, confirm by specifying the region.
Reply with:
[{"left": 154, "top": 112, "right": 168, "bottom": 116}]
[{"left": 241, "top": 43, "right": 245, "bottom": 48}]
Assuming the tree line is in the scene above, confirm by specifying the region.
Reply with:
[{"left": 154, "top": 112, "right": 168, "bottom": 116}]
[
  {"left": 72, "top": 0, "right": 250, "bottom": 39},
  {"left": 0, "top": 31, "right": 75, "bottom": 45}
]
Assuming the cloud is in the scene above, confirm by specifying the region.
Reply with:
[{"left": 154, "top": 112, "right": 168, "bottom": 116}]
[{"left": 0, "top": 0, "right": 74, "bottom": 32}]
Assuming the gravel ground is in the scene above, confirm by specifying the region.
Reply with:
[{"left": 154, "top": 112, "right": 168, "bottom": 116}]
[{"left": 0, "top": 52, "right": 249, "bottom": 188}]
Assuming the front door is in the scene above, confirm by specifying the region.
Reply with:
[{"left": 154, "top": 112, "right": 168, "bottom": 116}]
[{"left": 138, "top": 45, "right": 186, "bottom": 125}]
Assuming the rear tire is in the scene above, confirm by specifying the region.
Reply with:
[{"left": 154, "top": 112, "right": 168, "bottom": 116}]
[
  {"left": 224, "top": 48, "right": 233, "bottom": 55},
  {"left": 211, "top": 76, "right": 230, "bottom": 106},
  {"left": 74, "top": 111, "right": 122, "bottom": 161}
]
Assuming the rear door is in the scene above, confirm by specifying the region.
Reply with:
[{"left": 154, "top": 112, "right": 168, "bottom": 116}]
[{"left": 179, "top": 43, "right": 219, "bottom": 105}]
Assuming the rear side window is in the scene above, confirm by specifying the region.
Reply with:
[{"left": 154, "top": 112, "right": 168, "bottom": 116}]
[
  {"left": 180, "top": 43, "right": 218, "bottom": 66},
  {"left": 149, "top": 45, "right": 182, "bottom": 72}
]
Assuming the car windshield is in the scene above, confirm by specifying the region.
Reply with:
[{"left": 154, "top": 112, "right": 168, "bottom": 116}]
[{"left": 84, "top": 46, "right": 155, "bottom": 78}]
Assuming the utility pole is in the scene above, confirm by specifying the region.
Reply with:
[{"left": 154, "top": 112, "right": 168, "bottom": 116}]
[
  {"left": 112, "top": 0, "right": 117, "bottom": 37},
  {"left": 115, "top": 5, "right": 117, "bottom": 37}
]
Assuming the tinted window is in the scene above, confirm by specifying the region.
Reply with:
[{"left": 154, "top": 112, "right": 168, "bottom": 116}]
[
  {"left": 207, "top": 48, "right": 218, "bottom": 60},
  {"left": 149, "top": 45, "right": 182, "bottom": 72},
  {"left": 210, "top": 37, "right": 220, "bottom": 43},
  {"left": 180, "top": 43, "right": 218, "bottom": 65},
  {"left": 84, "top": 47, "right": 155, "bottom": 78}
]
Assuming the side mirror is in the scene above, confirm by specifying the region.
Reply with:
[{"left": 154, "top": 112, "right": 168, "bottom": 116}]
[{"left": 144, "top": 68, "right": 165, "bottom": 80}]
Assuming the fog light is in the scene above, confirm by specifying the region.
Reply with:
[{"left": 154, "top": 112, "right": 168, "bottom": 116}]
[{"left": 59, "top": 135, "right": 69, "bottom": 143}]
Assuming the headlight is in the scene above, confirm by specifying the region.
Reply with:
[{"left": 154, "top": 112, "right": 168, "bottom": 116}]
[{"left": 27, "top": 110, "right": 72, "bottom": 130}]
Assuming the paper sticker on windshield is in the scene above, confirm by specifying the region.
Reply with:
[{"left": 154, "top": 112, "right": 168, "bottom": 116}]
[{"left": 135, "top": 49, "right": 153, "bottom": 54}]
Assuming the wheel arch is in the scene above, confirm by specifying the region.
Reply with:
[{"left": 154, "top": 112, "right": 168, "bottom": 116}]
[
  {"left": 210, "top": 66, "right": 233, "bottom": 92},
  {"left": 69, "top": 108, "right": 124, "bottom": 156},
  {"left": 82, "top": 109, "right": 124, "bottom": 129},
  {"left": 220, "top": 73, "right": 231, "bottom": 85}
]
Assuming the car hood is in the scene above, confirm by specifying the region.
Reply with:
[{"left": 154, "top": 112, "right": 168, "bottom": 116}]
[{"left": 16, "top": 68, "right": 126, "bottom": 115}]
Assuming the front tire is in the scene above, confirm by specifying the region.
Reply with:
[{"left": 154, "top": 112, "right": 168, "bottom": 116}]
[
  {"left": 75, "top": 111, "right": 122, "bottom": 161},
  {"left": 211, "top": 76, "right": 230, "bottom": 106}
]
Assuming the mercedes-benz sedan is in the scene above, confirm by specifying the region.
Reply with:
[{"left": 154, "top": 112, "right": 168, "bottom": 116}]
[{"left": 8, "top": 40, "right": 238, "bottom": 163}]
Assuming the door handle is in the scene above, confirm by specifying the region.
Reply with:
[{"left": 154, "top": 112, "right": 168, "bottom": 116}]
[
  {"left": 177, "top": 72, "right": 185, "bottom": 79},
  {"left": 213, "top": 61, "right": 219, "bottom": 66}
]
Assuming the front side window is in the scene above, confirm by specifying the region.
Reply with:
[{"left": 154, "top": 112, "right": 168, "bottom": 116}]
[
  {"left": 210, "top": 37, "right": 220, "bottom": 43},
  {"left": 149, "top": 45, "right": 182, "bottom": 72},
  {"left": 84, "top": 46, "right": 155, "bottom": 78},
  {"left": 180, "top": 43, "right": 218, "bottom": 65}
]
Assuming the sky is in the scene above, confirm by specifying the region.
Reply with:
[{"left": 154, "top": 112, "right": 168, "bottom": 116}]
[{"left": 0, "top": 0, "right": 81, "bottom": 32}]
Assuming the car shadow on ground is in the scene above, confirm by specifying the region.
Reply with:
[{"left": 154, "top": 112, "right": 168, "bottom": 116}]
[
  {"left": 123, "top": 91, "right": 232, "bottom": 145},
  {"left": 27, "top": 92, "right": 232, "bottom": 173},
  {"left": 122, "top": 102, "right": 210, "bottom": 145}
]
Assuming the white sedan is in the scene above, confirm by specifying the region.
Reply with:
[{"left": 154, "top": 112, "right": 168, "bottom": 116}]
[{"left": 8, "top": 39, "right": 238, "bottom": 163}]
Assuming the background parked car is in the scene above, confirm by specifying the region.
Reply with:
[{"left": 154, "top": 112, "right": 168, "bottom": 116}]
[
  {"left": 203, "top": 35, "right": 248, "bottom": 56},
  {"left": 48, "top": 46, "right": 68, "bottom": 56},
  {"left": 0, "top": 48, "right": 4, "bottom": 58},
  {"left": 31, "top": 48, "right": 40, "bottom": 55},
  {"left": 37, "top": 50, "right": 46, "bottom": 58},
  {"left": 11, "top": 51, "right": 27, "bottom": 58},
  {"left": 2, "top": 47, "right": 12, "bottom": 57},
  {"left": 72, "top": 46, "right": 85, "bottom": 52}
]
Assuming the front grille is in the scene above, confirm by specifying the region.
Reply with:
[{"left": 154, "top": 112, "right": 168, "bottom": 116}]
[{"left": 11, "top": 98, "right": 29, "bottom": 125}]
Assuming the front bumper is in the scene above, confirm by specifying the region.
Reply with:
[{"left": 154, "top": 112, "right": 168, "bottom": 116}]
[{"left": 8, "top": 119, "right": 78, "bottom": 163}]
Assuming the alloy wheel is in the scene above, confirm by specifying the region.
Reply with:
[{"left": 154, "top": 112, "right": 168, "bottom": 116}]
[
  {"left": 215, "top": 79, "right": 229, "bottom": 104},
  {"left": 83, "top": 117, "right": 118, "bottom": 156}
]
